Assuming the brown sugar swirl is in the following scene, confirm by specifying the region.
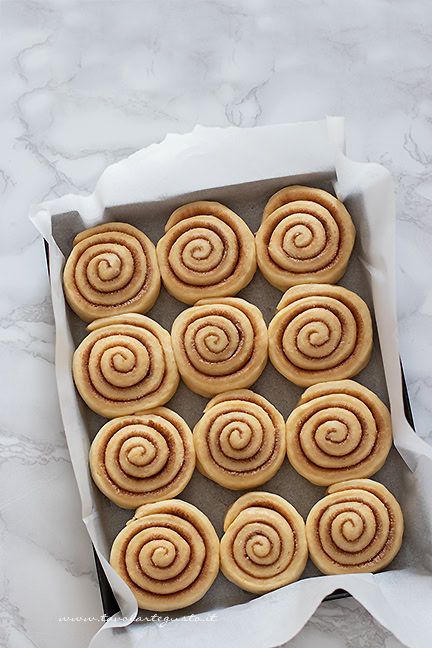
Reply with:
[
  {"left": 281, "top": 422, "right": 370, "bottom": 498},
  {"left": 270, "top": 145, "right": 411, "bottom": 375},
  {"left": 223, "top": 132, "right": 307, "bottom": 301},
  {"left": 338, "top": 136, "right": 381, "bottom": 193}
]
[
  {"left": 268, "top": 284, "right": 373, "bottom": 387},
  {"left": 157, "top": 201, "right": 256, "bottom": 304},
  {"left": 306, "top": 479, "right": 404, "bottom": 574},
  {"left": 220, "top": 492, "right": 308, "bottom": 593},
  {"left": 171, "top": 298, "right": 268, "bottom": 397},
  {"left": 286, "top": 380, "right": 393, "bottom": 485},
  {"left": 73, "top": 313, "right": 179, "bottom": 418},
  {"left": 89, "top": 408, "right": 195, "bottom": 508},
  {"left": 110, "top": 500, "right": 220, "bottom": 611},
  {"left": 63, "top": 222, "right": 160, "bottom": 322},
  {"left": 256, "top": 186, "right": 355, "bottom": 290},
  {"left": 193, "top": 390, "right": 286, "bottom": 489}
]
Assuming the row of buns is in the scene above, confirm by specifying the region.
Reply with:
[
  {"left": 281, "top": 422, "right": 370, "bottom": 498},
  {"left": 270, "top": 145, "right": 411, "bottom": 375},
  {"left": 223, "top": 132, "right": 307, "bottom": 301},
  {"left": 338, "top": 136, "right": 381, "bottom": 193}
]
[
  {"left": 72, "top": 286, "right": 373, "bottom": 419},
  {"left": 63, "top": 185, "right": 355, "bottom": 320},
  {"left": 111, "top": 481, "right": 404, "bottom": 610},
  {"left": 89, "top": 383, "right": 392, "bottom": 508}
]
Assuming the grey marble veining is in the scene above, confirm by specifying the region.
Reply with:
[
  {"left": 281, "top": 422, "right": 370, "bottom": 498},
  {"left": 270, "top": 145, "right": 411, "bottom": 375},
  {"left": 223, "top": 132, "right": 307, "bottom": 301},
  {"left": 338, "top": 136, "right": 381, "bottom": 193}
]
[{"left": 1, "top": 1, "right": 431, "bottom": 647}]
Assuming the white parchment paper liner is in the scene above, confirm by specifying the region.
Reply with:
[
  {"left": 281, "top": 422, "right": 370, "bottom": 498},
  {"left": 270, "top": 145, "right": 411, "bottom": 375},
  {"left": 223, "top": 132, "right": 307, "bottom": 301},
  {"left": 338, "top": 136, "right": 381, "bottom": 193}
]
[{"left": 30, "top": 119, "right": 432, "bottom": 648}]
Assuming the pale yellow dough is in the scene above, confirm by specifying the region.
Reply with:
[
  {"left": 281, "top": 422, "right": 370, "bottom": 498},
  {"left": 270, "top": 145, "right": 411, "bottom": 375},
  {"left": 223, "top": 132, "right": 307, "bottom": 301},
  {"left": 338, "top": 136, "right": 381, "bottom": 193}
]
[
  {"left": 89, "top": 407, "right": 195, "bottom": 508},
  {"left": 73, "top": 313, "right": 179, "bottom": 417},
  {"left": 194, "top": 390, "right": 286, "bottom": 489},
  {"left": 63, "top": 222, "right": 160, "bottom": 322},
  {"left": 268, "top": 284, "right": 373, "bottom": 386},
  {"left": 220, "top": 492, "right": 308, "bottom": 594},
  {"left": 171, "top": 297, "right": 268, "bottom": 397},
  {"left": 256, "top": 186, "right": 355, "bottom": 290},
  {"left": 157, "top": 201, "right": 256, "bottom": 304},
  {"left": 306, "top": 479, "right": 403, "bottom": 574},
  {"left": 110, "top": 500, "right": 220, "bottom": 611},
  {"left": 286, "top": 380, "right": 392, "bottom": 485}
]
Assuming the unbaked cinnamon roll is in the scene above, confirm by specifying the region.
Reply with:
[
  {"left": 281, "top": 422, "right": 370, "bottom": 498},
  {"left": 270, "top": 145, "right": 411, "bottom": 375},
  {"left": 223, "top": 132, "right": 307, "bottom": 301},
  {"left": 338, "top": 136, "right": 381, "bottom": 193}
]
[
  {"left": 89, "top": 408, "right": 195, "bottom": 508},
  {"left": 220, "top": 492, "right": 308, "bottom": 593},
  {"left": 286, "top": 380, "right": 392, "bottom": 485},
  {"left": 306, "top": 479, "right": 403, "bottom": 574},
  {"left": 110, "top": 499, "right": 219, "bottom": 611},
  {"left": 171, "top": 297, "right": 268, "bottom": 397},
  {"left": 63, "top": 222, "right": 160, "bottom": 322},
  {"left": 194, "top": 390, "right": 286, "bottom": 489},
  {"left": 256, "top": 186, "right": 355, "bottom": 290},
  {"left": 73, "top": 313, "right": 179, "bottom": 417},
  {"left": 268, "top": 284, "right": 373, "bottom": 386},
  {"left": 157, "top": 201, "right": 256, "bottom": 304}
]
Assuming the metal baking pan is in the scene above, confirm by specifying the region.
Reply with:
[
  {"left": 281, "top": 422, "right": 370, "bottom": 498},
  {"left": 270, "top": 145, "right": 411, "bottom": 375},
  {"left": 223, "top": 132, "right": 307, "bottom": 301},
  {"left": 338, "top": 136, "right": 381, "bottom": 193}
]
[{"left": 42, "top": 174, "right": 416, "bottom": 619}]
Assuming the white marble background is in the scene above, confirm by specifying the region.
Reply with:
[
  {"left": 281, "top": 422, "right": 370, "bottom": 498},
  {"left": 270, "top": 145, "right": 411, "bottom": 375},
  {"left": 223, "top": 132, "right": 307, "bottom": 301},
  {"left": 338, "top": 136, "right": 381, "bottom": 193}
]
[{"left": 1, "top": 1, "right": 431, "bottom": 647}]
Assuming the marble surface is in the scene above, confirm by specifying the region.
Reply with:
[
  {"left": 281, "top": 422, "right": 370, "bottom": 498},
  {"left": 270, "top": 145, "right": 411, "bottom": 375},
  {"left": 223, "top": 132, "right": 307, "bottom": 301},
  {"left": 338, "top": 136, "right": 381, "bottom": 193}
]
[{"left": 1, "top": 1, "right": 431, "bottom": 647}]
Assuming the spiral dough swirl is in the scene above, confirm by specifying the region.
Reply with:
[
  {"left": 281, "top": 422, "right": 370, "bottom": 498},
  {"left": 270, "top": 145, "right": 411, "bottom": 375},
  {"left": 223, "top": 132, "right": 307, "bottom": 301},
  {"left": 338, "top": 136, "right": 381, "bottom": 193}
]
[
  {"left": 194, "top": 390, "right": 286, "bottom": 489},
  {"left": 256, "top": 186, "right": 355, "bottom": 290},
  {"left": 73, "top": 313, "right": 179, "bottom": 417},
  {"left": 63, "top": 222, "right": 160, "bottom": 322},
  {"left": 171, "top": 298, "right": 268, "bottom": 397},
  {"left": 268, "top": 284, "right": 373, "bottom": 387},
  {"left": 286, "top": 380, "right": 392, "bottom": 485},
  {"left": 110, "top": 500, "right": 220, "bottom": 611},
  {"left": 157, "top": 201, "right": 257, "bottom": 304},
  {"left": 220, "top": 492, "right": 308, "bottom": 593},
  {"left": 306, "top": 479, "right": 403, "bottom": 574},
  {"left": 89, "top": 408, "right": 195, "bottom": 508}
]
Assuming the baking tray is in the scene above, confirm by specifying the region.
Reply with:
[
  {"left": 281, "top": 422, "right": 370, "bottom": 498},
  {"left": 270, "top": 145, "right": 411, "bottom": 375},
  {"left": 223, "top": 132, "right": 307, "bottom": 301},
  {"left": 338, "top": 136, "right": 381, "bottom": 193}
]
[{"left": 43, "top": 173, "right": 416, "bottom": 620}]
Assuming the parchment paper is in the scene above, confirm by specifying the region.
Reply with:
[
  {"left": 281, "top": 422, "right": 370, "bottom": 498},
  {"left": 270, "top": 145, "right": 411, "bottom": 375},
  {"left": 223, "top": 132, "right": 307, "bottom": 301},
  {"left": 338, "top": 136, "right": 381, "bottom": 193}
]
[{"left": 30, "top": 119, "right": 432, "bottom": 648}]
